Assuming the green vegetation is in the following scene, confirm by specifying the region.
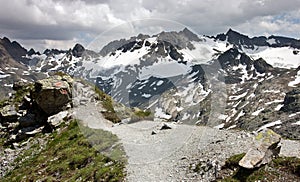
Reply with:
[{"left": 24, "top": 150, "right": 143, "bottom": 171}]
[
  {"left": 134, "top": 110, "right": 151, "bottom": 118},
  {"left": 273, "top": 157, "right": 300, "bottom": 175},
  {"left": 94, "top": 86, "right": 121, "bottom": 123},
  {"left": 2, "top": 120, "right": 126, "bottom": 181},
  {"left": 129, "top": 108, "right": 153, "bottom": 122},
  {"left": 54, "top": 71, "right": 69, "bottom": 77},
  {"left": 223, "top": 153, "right": 246, "bottom": 170},
  {"left": 0, "top": 99, "right": 9, "bottom": 108},
  {"left": 219, "top": 154, "right": 300, "bottom": 182},
  {"left": 13, "top": 83, "right": 34, "bottom": 104}
]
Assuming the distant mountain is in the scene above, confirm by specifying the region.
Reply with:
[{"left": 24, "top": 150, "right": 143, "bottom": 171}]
[
  {"left": 0, "top": 37, "right": 46, "bottom": 99},
  {"left": 0, "top": 29, "right": 299, "bottom": 139},
  {"left": 214, "top": 28, "right": 300, "bottom": 50}
]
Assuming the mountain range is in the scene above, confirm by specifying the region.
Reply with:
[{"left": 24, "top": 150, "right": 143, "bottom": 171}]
[{"left": 0, "top": 28, "right": 299, "bottom": 139}]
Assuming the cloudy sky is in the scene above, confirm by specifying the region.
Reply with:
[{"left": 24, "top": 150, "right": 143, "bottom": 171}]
[{"left": 0, "top": 0, "right": 300, "bottom": 51}]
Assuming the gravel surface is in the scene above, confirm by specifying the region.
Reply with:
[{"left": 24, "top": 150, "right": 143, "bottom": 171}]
[
  {"left": 72, "top": 82, "right": 300, "bottom": 181},
  {"left": 74, "top": 101, "right": 252, "bottom": 181}
]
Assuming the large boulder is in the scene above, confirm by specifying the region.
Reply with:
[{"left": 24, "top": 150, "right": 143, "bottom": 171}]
[
  {"left": 239, "top": 129, "right": 281, "bottom": 169},
  {"left": 280, "top": 89, "right": 300, "bottom": 113},
  {"left": 33, "top": 74, "right": 73, "bottom": 115}
]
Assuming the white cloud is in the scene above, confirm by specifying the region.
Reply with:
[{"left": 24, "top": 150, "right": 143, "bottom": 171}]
[{"left": 0, "top": 0, "right": 299, "bottom": 51}]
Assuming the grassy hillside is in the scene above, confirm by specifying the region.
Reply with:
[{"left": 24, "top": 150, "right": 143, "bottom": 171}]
[{"left": 2, "top": 120, "right": 126, "bottom": 181}]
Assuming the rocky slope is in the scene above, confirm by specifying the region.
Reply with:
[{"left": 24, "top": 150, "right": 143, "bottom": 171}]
[{"left": 0, "top": 73, "right": 299, "bottom": 181}]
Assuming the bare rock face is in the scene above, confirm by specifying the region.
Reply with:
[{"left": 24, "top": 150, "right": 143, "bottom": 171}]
[
  {"left": 280, "top": 89, "right": 300, "bottom": 113},
  {"left": 33, "top": 74, "right": 73, "bottom": 115},
  {"left": 239, "top": 129, "right": 281, "bottom": 169}
]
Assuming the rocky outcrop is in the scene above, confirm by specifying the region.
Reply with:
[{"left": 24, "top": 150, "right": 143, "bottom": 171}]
[
  {"left": 0, "top": 74, "right": 74, "bottom": 145},
  {"left": 239, "top": 129, "right": 281, "bottom": 169},
  {"left": 33, "top": 74, "right": 73, "bottom": 115},
  {"left": 280, "top": 89, "right": 300, "bottom": 113},
  {"left": 72, "top": 43, "right": 85, "bottom": 58},
  {"left": 253, "top": 58, "right": 273, "bottom": 74}
]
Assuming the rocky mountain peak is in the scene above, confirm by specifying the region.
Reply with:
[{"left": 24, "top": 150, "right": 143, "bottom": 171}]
[
  {"left": 27, "top": 48, "right": 40, "bottom": 56},
  {"left": 72, "top": 43, "right": 85, "bottom": 58},
  {"left": 215, "top": 29, "right": 300, "bottom": 50},
  {"left": 0, "top": 36, "right": 28, "bottom": 63},
  {"left": 156, "top": 28, "right": 200, "bottom": 49},
  {"left": 43, "top": 48, "right": 68, "bottom": 56},
  {"left": 180, "top": 27, "right": 201, "bottom": 41}
]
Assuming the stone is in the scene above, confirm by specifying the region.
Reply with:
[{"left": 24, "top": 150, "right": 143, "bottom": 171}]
[
  {"left": 239, "top": 129, "right": 281, "bottom": 169},
  {"left": 34, "top": 75, "right": 72, "bottom": 115},
  {"left": 19, "top": 113, "right": 36, "bottom": 127},
  {"left": 160, "top": 123, "right": 172, "bottom": 130},
  {"left": 280, "top": 89, "right": 300, "bottom": 113},
  {"left": 151, "top": 130, "right": 157, "bottom": 135},
  {"left": 47, "top": 111, "right": 70, "bottom": 127}
]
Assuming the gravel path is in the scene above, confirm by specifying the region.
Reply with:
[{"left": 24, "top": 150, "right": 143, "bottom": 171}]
[
  {"left": 74, "top": 101, "right": 252, "bottom": 181},
  {"left": 73, "top": 82, "right": 300, "bottom": 181}
]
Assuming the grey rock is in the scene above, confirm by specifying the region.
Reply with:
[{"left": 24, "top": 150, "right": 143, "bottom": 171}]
[
  {"left": 19, "top": 113, "right": 36, "bottom": 127},
  {"left": 160, "top": 123, "right": 172, "bottom": 130},
  {"left": 239, "top": 129, "right": 281, "bottom": 169},
  {"left": 34, "top": 75, "right": 72, "bottom": 115},
  {"left": 280, "top": 88, "right": 300, "bottom": 113},
  {"left": 47, "top": 110, "right": 69, "bottom": 127},
  {"left": 254, "top": 58, "right": 273, "bottom": 73}
]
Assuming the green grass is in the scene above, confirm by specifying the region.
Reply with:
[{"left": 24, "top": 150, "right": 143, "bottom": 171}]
[
  {"left": 77, "top": 78, "right": 121, "bottom": 123},
  {"left": 13, "top": 83, "right": 34, "bottom": 105},
  {"left": 2, "top": 120, "right": 126, "bottom": 182},
  {"left": 272, "top": 157, "right": 300, "bottom": 176},
  {"left": 223, "top": 153, "right": 246, "bottom": 170},
  {"left": 0, "top": 99, "right": 9, "bottom": 108},
  {"left": 94, "top": 86, "right": 121, "bottom": 123},
  {"left": 134, "top": 110, "right": 151, "bottom": 118}
]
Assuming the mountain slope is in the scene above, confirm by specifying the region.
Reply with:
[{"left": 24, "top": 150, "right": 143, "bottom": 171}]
[{"left": 1, "top": 28, "right": 300, "bottom": 138}]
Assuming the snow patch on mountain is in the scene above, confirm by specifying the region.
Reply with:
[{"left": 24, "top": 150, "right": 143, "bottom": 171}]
[
  {"left": 288, "top": 70, "right": 300, "bottom": 87},
  {"left": 248, "top": 47, "right": 300, "bottom": 68},
  {"left": 252, "top": 108, "right": 265, "bottom": 116},
  {"left": 179, "top": 39, "right": 231, "bottom": 64},
  {"left": 257, "top": 120, "right": 282, "bottom": 132},
  {"left": 292, "top": 121, "right": 300, "bottom": 125},
  {"left": 0, "top": 74, "right": 10, "bottom": 78},
  {"left": 138, "top": 59, "right": 191, "bottom": 80}
]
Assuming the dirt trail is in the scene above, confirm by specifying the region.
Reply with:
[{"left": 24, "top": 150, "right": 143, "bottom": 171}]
[
  {"left": 73, "top": 82, "right": 300, "bottom": 181},
  {"left": 74, "top": 102, "right": 251, "bottom": 181}
]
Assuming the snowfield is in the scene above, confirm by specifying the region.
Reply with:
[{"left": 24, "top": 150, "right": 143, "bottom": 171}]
[{"left": 248, "top": 47, "right": 300, "bottom": 69}]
